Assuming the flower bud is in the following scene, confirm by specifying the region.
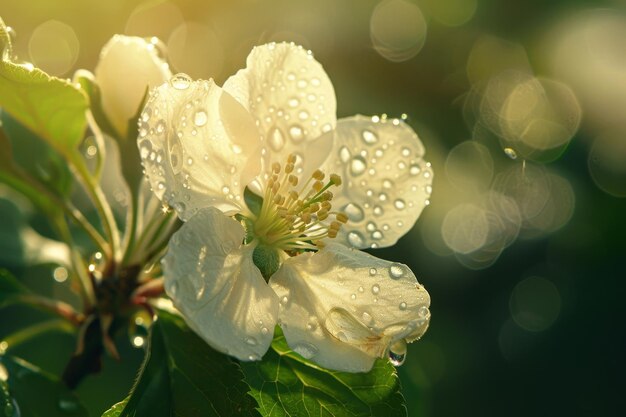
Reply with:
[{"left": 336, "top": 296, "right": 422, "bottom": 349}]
[{"left": 95, "top": 35, "right": 171, "bottom": 138}]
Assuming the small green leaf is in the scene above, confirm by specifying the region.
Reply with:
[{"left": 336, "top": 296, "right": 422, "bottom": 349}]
[
  {"left": 0, "top": 355, "right": 88, "bottom": 417},
  {"left": 0, "top": 269, "right": 28, "bottom": 307},
  {"left": 252, "top": 244, "right": 280, "bottom": 281},
  {"left": 0, "top": 17, "right": 88, "bottom": 160},
  {"left": 244, "top": 187, "right": 264, "bottom": 217},
  {"left": 242, "top": 330, "right": 407, "bottom": 417},
  {"left": 102, "top": 309, "right": 259, "bottom": 417}
]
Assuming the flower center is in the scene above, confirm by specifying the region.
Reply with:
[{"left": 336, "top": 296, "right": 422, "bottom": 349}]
[{"left": 250, "top": 154, "right": 346, "bottom": 254}]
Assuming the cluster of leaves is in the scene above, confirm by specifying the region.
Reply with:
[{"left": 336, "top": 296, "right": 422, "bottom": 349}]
[{"left": 0, "top": 16, "right": 408, "bottom": 416}]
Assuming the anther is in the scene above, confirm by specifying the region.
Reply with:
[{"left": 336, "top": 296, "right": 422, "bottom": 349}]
[
  {"left": 285, "top": 163, "right": 294, "bottom": 174},
  {"left": 317, "top": 210, "right": 329, "bottom": 220},
  {"left": 272, "top": 162, "right": 281, "bottom": 174},
  {"left": 287, "top": 154, "right": 297, "bottom": 164},
  {"left": 330, "top": 221, "right": 342, "bottom": 230},
  {"left": 312, "top": 170, "right": 325, "bottom": 181},
  {"left": 313, "top": 181, "right": 323, "bottom": 192},
  {"left": 288, "top": 175, "right": 298, "bottom": 186},
  {"left": 336, "top": 213, "right": 348, "bottom": 223},
  {"left": 330, "top": 173, "right": 342, "bottom": 186}
]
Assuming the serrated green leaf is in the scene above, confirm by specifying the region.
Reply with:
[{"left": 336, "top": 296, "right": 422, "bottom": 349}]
[
  {"left": 0, "top": 269, "right": 28, "bottom": 307},
  {"left": 102, "top": 309, "right": 260, "bottom": 417},
  {"left": 0, "top": 355, "right": 88, "bottom": 417},
  {"left": 242, "top": 330, "right": 407, "bottom": 417},
  {"left": 0, "top": 17, "right": 88, "bottom": 160}
]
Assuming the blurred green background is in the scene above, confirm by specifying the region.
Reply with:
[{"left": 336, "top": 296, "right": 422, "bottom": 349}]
[{"left": 1, "top": 0, "right": 625, "bottom": 415}]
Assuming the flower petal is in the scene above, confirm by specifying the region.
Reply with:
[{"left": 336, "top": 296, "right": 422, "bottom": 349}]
[
  {"left": 163, "top": 207, "right": 279, "bottom": 361},
  {"left": 95, "top": 35, "right": 171, "bottom": 138},
  {"left": 269, "top": 243, "right": 430, "bottom": 372},
  {"left": 223, "top": 42, "right": 336, "bottom": 168},
  {"left": 322, "top": 115, "right": 433, "bottom": 249},
  {"left": 138, "top": 77, "right": 262, "bottom": 220}
]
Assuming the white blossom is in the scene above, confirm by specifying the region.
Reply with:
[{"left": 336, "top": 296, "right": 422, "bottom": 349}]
[{"left": 138, "top": 42, "right": 433, "bottom": 372}]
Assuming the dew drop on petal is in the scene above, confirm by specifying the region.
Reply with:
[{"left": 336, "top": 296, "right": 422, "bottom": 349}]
[
  {"left": 350, "top": 156, "right": 367, "bottom": 176},
  {"left": 261, "top": 327, "right": 269, "bottom": 335},
  {"left": 389, "top": 263, "right": 405, "bottom": 279},
  {"left": 350, "top": 293, "right": 357, "bottom": 300},
  {"left": 362, "top": 129, "right": 379, "bottom": 145},
  {"left": 288, "top": 97, "right": 300, "bottom": 108},
  {"left": 347, "top": 231, "right": 365, "bottom": 247},
  {"left": 369, "top": 268, "right": 377, "bottom": 276},
  {"left": 248, "top": 353, "right": 260, "bottom": 361},
  {"left": 418, "top": 306, "right": 430, "bottom": 318},
  {"left": 394, "top": 199, "right": 406, "bottom": 210},
  {"left": 504, "top": 147, "right": 518, "bottom": 159},
  {"left": 156, "top": 120, "right": 166, "bottom": 134},
  {"left": 399, "top": 302, "right": 407, "bottom": 310},
  {"left": 389, "top": 339, "right": 407, "bottom": 366},
  {"left": 268, "top": 127, "right": 285, "bottom": 151},
  {"left": 339, "top": 146, "right": 351, "bottom": 163},
  {"left": 342, "top": 203, "right": 365, "bottom": 222},
  {"left": 371, "top": 284, "right": 380, "bottom": 295},
  {"left": 194, "top": 110, "right": 208, "bottom": 127},
  {"left": 170, "top": 73, "right": 191, "bottom": 90},
  {"left": 245, "top": 337, "right": 258, "bottom": 346},
  {"left": 289, "top": 125, "right": 304, "bottom": 142},
  {"left": 409, "top": 163, "right": 422, "bottom": 176}
]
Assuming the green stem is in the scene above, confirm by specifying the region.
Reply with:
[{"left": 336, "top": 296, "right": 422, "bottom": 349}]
[
  {"left": 71, "top": 155, "right": 120, "bottom": 262},
  {"left": 1, "top": 320, "right": 75, "bottom": 351}
]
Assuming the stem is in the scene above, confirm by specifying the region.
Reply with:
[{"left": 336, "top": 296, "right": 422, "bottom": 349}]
[
  {"left": 71, "top": 155, "right": 120, "bottom": 262},
  {"left": 121, "top": 191, "right": 141, "bottom": 267},
  {"left": 1, "top": 320, "right": 75, "bottom": 351},
  {"left": 17, "top": 294, "right": 85, "bottom": 325}
]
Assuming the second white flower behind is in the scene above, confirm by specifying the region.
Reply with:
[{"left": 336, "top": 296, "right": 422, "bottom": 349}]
[{"left": 138, "top": 42, "right": 433, "bottom": 372}]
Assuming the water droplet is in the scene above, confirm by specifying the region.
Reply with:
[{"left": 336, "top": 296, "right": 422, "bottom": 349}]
[
  {"left": 288, "top": 97, "right": 299, "bottom": 108},
  {"left": 389, "top": 263, "right": 405, "bottom": 279},
  {"left": 369, "top": 268, "right": 377, "bottom": 276},
  {"left": 261, "top": 327, "right": 269, "bottom": 335},
  {"left": 371, "top": 284, "right": 380, "bottom": 295},
  {"left": 350, "top": 293, "right": 357, "bottom": 300},
  {"left": 339, "top": 146, "right": 351, "bottom": 163},
  {"left": 281, "top": 296, "right": 289, "bottom": 305},
  {"left": 418, "top": 306, "right": 430, "bottom": 318},
  {"left": 245, "top": 337, "right": 258, "bottom": 346},
  {"left": 170, "top": 73, "right": 191, "bottom": 90},
  {"left": 194, "top": 110, "right": 207, "bottom": 127},
  {"left": 372, "top": 230, "right": 383, "bottom": 240},
  {"left": 388, "top": 339, "right": 407, "bottom": 366},
  {"left": 394, "top": 199, "right": 406, "bottom": 210},
  {"left": 383, "top": 179, "right": 394, "bottom": 189},
  {"left": 362, "top": 311, "right": 373, "bottom": 324},
  {"left": 297, "top": 79, "right": 308, "bottom": 89},
  {"left": 139, "top": 140, "right": 152, "bottom": 160},
  {"left": 373, "top": 206, "right": 384, "bottom": 216},
  {"left": 289, "top": 125, "right": 304, "bottom": 142},
  {"left": 399, "top": 302, "right": 407, "bottom": 310},
  {"left": 268, "top": 127, "right": 285, "bottom": 151},
  {"left": 311, "top": 77, "right": 321, "bottom": 86},
  {"left": 425, "top": 185, "right": 432, "bottom": 195},
  {"left": 350, "top": 156, "right": 367, "bottom": 176},
  {"left": 292, "top": 342, "right": 318, "bottom": 359},
  {"left": 156, "top": 120, "right": 165, "bottom": 134},
  {"left": 409, "top": 163, "right": 421, "bottom": 176},
  {"left": 504, "top": 147, "right": 518, "bottom": 159},
  {"left": 347, "top": 231, "right": 365, "bottom": 247},
  {"left": 358, "top": 286, "right": 365, "bottom": 293},
  {"left": 186, "top": 157, "right": 193, "bottom": 166},
  {"left": 298, "top": 110, "right": 309, "bottom": 120},
  {"left": 362, "top": 129, "right": 378, "bottom": 145},
  {"left": 366, "top": 222, "right": 376, "bottom": 232},
  {"left": 248, "top": 353, "right": 260, "bottom": 361},
  {"left": 222, "top": 186, "right": 230, "bottom": 194},
  {"left": 342, "top": 203, "right": 364, "bottom": 222},
  {"left": 401, "top": 147, "right": 410, "bottom": 157}
]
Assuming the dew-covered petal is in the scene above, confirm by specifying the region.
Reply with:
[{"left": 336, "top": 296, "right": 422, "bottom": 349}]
[
  {"left": 95, "top": 35, "right": 171, "bottom": 138},
  {"left": 138, "top": 76, "right": 262, "bottom": 220},
  {"left": 223, "top": 42, "right": 336, "bottom": 169},
  {"left": 163, "top": 207, "right": 279, "bottom": 361},
  {"left": 322, "top": 115, "right": 433, "bottom": 249},
  {"left": 269, "top": 242, "right": 430, "bottom": 372}
]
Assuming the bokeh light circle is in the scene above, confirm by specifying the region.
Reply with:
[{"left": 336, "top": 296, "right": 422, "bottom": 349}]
[
  {"left": 28, "top": 20, "right": 79, "bottom": 76},
  {"left": 370, "top": 0, "right": 427, "bottom": 62}
]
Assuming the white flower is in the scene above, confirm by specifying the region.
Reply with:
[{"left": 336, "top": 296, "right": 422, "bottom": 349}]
[
  {"left": 138, "top": 42, "right": 433, "bottom": 372},
  {"left": 95, "top": 35, "right": 172, "bottom": 138}
]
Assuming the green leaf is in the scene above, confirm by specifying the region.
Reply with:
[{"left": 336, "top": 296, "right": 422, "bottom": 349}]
[
  {"left": 0, "top": 269, "right": 28, "bottom": 307},
  {"left": 0, "top": 355, "right": 88, "bottom": 417},
  {"left": 0, "top": 17, "right": 88, "bottom": 160},
  {"left": 244, "top": 187, "right": 264, "bottom": 217},
  {"left": 1, "top": 112, "right": 73, "bottom": 198},
  {"left": 102, "top": 309, "right": 259, "bottom": 417},
  {"left": 242, "top": 330, "right": 407, "bottom": 417}
]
